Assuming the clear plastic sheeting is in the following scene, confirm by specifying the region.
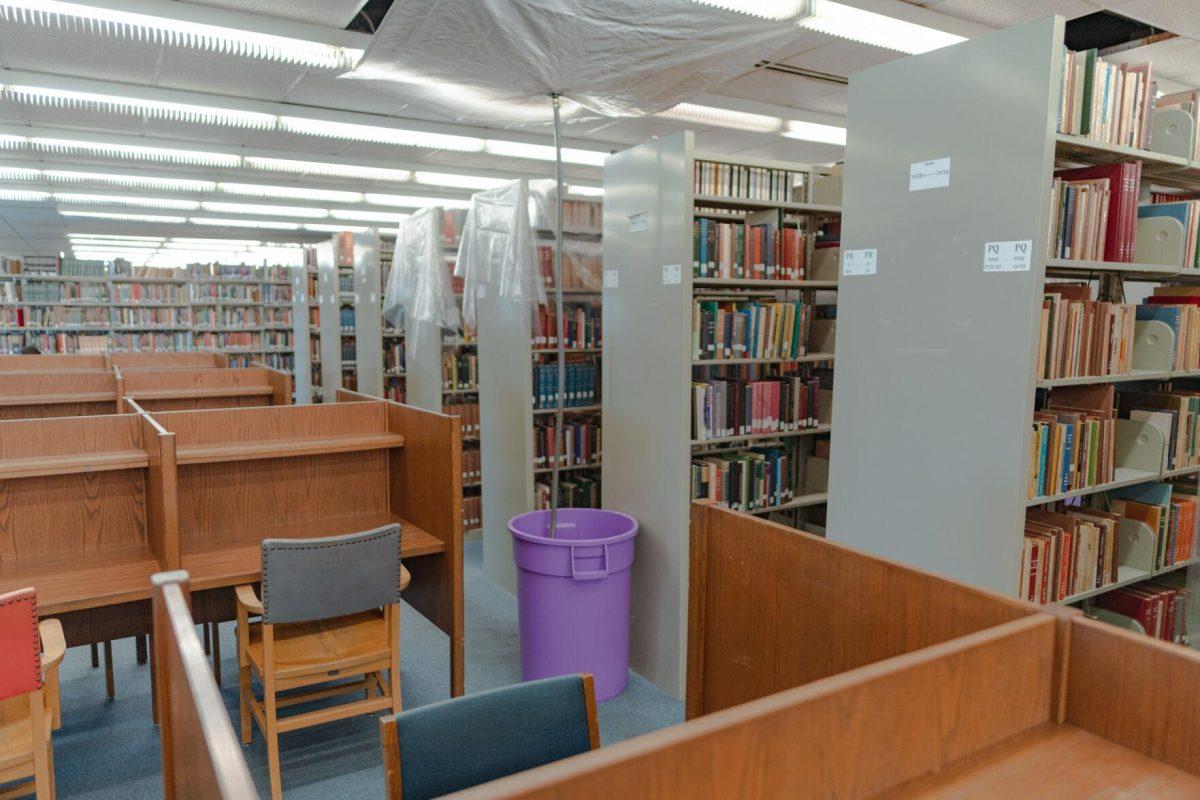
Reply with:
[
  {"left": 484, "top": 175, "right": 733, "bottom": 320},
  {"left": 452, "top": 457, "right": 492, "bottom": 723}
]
[
  {"left": 342, "top": 0, "right": 814, "bottom": 127},
  {"left": 529, "top": 179, "right": 601, "bottom": 292},
  {"left": 455, "top": 180, "right": 545, "bottom": 330},
  {"left": 383, "top": 206, "right": 461, "bottom": 351}
]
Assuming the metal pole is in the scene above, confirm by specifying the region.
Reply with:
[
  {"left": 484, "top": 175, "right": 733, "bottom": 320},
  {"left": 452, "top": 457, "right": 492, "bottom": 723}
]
[{"left": 548, "top": 93, "right": 566, "bottom": 538}]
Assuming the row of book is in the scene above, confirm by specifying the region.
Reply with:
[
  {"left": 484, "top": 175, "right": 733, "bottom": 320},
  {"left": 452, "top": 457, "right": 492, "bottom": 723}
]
[
  {"left": 536, "top": 475, "right": 600, "bottom": 510},
  {"left": 533, "top": 360, "right": 598, "bottom": 409},
  {"left": 692, "top": 299, "right": 810, "bottom": 361},
  {"left": 1096, "top": 575, "right": 1188, "bottom": 643},
  {"left": 385, "top": 341, "right": 405, "bottom": 374},
  {"left": 21, "top": 282, "right": 109, "bottom": 302},
  {"left": 461, "top": 448, "right": 481, "bottom": 485},
  {"left": 262, "top": 285, "right": 293, "bottom": 304},
  {"left": 1058, "top": 48, "right": 1153, "bottom": 150},
  {"left": 262, "top": 331, "right": 291, "bottom": 348},
  {"left": 19, "top": 306, "right": 110, "bottom": 326},
  {"left": 1028, "top": 384, "right": 1116, "bottom": 500},
  {"left": 114, "top": 308, "right": 191, "bottom": 327},
  {"left": 1136, "top": 293, "right": 1200, "bottom": 372},
  {"left": 691, "top": 444, "right": 796, "bottom": 513},
  {"left": 692, "top": 217, "right": 806, "bottom": 280},
  {"left": 691, "top": 376, "right": 823, "bottom": 441},
  {"left": 0, "top": 281, "right": 14, "bottom": 302},
  {"left": 341, "top": 341, "right": 356, "bottom": 361},
  {"left": 1048, "top": 162, "right": 1141, "bottom": 263},
  {"left": 1037, "top": 284, "right": 1134, "bottom": 380},
  {"left": 693, "top": 160, "right": 803, "bottom": 203},
  {"left": 383, "top": 384, "right": 405, "bottom": 402},
  {"left": 110, "top": 332, "right": 194, "bottom": 351},
  {"left": 443, "top": 402, "right": 480, "bottom": 437},
  {"left": 560, "top": 200, "right": 601, "bottom": 230},
  {"left": 443, "top": 351, "right": 478, "bottom": 390},
  {"left": 194, "top": 308, "right": 259, "bottom": 326},
  {"left": 262, "top": 308, "right": 292, "bottom": 326},
  {"left": 534, "top": 418, "right": 601, "bottom": 468},
  {"left": 462, "top": 494, "right": 482, "bottom": 531},
  {"left": 533, "top": 302, "right": 601, "bottom": 349},
  {"left": 111, "top": 283, "right": 188, "bottom": 303},
  {"left": 194, "top": 332, "right": 259, "bottom": 350},
  {"left": 339, "top": 306, "right": 355, "bottom": 331},
  {"left": 1022, "top": 482, "right": 1197, "bottom": 604},
  {"left": 1119, "top": 388, "right": 1200, "bottom": 474},
  {"left": 536, "top": 243, "right": 602, "bottom": 291},
  {"left": 191, "top": 285, "right": 260, "bottom": 302}
]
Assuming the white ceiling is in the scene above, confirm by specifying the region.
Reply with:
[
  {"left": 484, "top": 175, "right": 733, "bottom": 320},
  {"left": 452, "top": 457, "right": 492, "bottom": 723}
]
[{"left": 0, "top": 0, "right": 1194, "bottom": 256}]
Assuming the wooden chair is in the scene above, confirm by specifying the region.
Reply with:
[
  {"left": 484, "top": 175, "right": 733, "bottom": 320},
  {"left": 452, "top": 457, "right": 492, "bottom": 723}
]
[
  {"left": 379, "top": 674, "right": 599, "bottom": 800},
  {"left": 236, "top": 524, "right": 410, "bottom": 800},
  {"left": 0, "top": 588, "right": 65, "bottom": 800}
]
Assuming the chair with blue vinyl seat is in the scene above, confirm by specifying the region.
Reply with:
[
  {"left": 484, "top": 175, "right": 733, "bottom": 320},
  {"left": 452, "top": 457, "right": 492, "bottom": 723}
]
[{"left": 379, "top": 673, "right": 599, "bottom": 799}]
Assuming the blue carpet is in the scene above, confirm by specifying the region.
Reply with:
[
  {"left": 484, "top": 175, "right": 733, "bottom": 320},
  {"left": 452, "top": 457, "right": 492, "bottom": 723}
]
[{"left": 34, "top": 540, "right": 683, "bottom": 798}]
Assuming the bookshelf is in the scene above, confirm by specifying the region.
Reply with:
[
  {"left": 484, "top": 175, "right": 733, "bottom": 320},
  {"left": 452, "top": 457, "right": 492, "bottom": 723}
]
[
  {"left": 309, "top": 232, "right": 383, "bottom": 400},
  {"left": 0, "top": 256, "right": 298, "bottom": 374},
  {"left": 602, "top": 130, "right": 840, "bottom": 695},
  {"left": 828, "top": 16, "right": 1200, "bottom": 635},
  {"left": 399, "top": 209, "right": 482, "bottom": 537},
  {"left": 476, "top": 196, "right": 603, "bottom": 591}
]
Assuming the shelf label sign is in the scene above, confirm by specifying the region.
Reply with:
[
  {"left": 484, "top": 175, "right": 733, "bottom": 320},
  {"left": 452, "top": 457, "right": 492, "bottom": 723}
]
[
  {"left": 628, "top": 212, "right": 647, "bottom": 233},
  {"left": 909, "top": 157, "right": 951, "bottom": 191},
  {"left": 603, "top": 269, "right": 619, "bottom": 288},
  {"left": 983, "top": 240, "right": 1033, "bottom": 273},
  {"left": 842, "top": 248, "right": 877, "bottom": 276},
  {"left": 661, "top": 264, "right": 682, "bottom": 285}
]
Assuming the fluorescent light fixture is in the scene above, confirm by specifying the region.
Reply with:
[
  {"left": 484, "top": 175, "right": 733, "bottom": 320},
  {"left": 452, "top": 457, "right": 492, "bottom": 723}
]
[
  {"left": 189, "top": 217, "right": 302, "bottom": 230},
  {"left": 363, "top": 194, "right": 471, "bottom": 210},
  {"left": 0, "top": 166, "right": 41, "bottom": 180},
  {"left": 60, "top": 211, "right": 186, "bottom": 223},
  {"left": 8, "top": 85, "right": 276, "bottom": 128},
  {"left": 657, "top": 102, "right": 782, "bottom": 133},
  {"left": 31, "top": 136, "right": 241, "bottom": 167},
  {"left": 686, "top": 0, "right": 808, "bottom": 20},
  {"left": 0, "top": 1, "right": 364, "bottom": 69},
  {"left": 803, "top": 0, "right": 965, "bottom": 55},
  {"left": 217, "top": 182, "right": 364, "bottom": 203},
  {"left": 199, "top": 201, "right": 328, "bottom": 219},
  {"left": 47, "top": 170, "right": 216, "bottom": 192},
  {"left": 169, "top": 237, "right": 264, "bottom": 245},
  {"left": 278, "top": 117, "right": 485, "bottom": 152},
  {"left": 782, "top": 120, "right": 847, "bottom": 145},
  {"left": 414, "top": 171, "right": 509, "bottom": 190},
  {"left": 52, "top": 192, "right": 200, "bottom": 210},
  {"left": 243, "top": 156, "right": 412, "bottom": 182},
  {"left": 329, "top": 209, "right": 408, "bottom": 223},
  {"left": 68, "top": 233, "right": 165, "bottom": 242},
  {"left": 0, "top": 188, "right": 49, "bottom": 200},
  {"left": 484, "top": 140, "right": 608, "bottom": 166},
  {"left": 567, "top": 185, "right": 604, "bottom": 197},
  {"left": 302, "top": 223, "right": 369, "bottom": 233}
]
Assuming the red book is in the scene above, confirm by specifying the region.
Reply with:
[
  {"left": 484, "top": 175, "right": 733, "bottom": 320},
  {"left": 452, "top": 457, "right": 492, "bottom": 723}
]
[{"left": 1054, "top": 162, "right": 1139, "bottom": 262}]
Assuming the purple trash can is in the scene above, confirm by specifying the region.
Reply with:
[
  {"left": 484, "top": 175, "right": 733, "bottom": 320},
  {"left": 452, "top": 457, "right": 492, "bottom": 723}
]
[{"left": 508, "top": 508, "right": 638, "bottom": 701}]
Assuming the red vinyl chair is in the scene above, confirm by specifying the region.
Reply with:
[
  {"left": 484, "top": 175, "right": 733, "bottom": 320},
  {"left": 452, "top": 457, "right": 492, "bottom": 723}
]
[{"left": 0, "top": 587, "right": 65, "bottom": 800}]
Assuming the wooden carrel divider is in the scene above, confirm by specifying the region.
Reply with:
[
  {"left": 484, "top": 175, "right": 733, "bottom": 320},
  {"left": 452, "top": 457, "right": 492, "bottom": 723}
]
[{"left": 432, "top": 503, "right": 1200, "bottom": 799}]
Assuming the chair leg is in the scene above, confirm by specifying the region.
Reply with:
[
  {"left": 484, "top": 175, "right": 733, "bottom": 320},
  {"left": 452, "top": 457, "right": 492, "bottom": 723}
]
[
  {"left": 203, "top": 623, "right": 211, "bottom": 656},
  {"left": 90, "top": 643, "right": 99, "bottom": 669},
  {"left": 210, "top": 622, "right": 222, "bottom": 686},
  {"left": 103, "top": 641, "right": 114, "bottom": 700},
  {"left": 30, "top": 692, "right": 51, "bottom": 800},
  {"left": 43, "top": 732, "right": 56, "bottom": 800},
  {"left": 135, "top": 634, "right": 148, "bottom": 665},
  {"left": 264, "top": 682, "right": 282, "bottom": 800}
]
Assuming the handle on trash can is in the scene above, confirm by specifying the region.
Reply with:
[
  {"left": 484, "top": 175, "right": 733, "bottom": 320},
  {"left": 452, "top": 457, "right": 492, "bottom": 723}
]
[{"left": 570, "top": 544, "right": 609, "bottom": 581}]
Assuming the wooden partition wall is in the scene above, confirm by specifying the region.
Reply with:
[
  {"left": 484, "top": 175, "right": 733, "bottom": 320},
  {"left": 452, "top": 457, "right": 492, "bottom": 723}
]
[
  {"left": 432, "top": 505, "right": 1200, "bottom": 799},
  {"left": 0, "top": 397, "right": 465, "bottom": 695},
  {"left": 0, "top": 356, "right": 290, "bottom": 420},
  {"left": 152, "top": 570, "right": 257, "bottom": 800}
]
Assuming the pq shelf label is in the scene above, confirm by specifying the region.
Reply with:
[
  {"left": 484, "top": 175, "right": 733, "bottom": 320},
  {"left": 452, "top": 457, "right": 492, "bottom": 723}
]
[
  {"left": 983, "top": 240, "right": 1033, "bottom": 273},
  {"left": 909, "top": 157, "right": 950, "bottom": 191},
  {"left": 603, "top": 270, "right": 619, "bottom": 288},
  {"left": 842, "top": 248, "right": 877, "bottom": 277}
]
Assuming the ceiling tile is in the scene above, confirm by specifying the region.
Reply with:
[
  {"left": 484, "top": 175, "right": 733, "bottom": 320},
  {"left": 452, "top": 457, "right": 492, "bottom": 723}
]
[
  {"left": 926, "top": 0, "right": 1102, "bottom": 27},
  {"left": 0, "top": 29, "right": 159, "bottom": 84},
  {"left": 154, "top": 52, "right": 305, "bottom": 100},
  {"left": 284, "top": 75, "right": 413, "bottom": 116},
  {"left": 796, "top": 88, "right": 848, "bottom": 117},
  {"left": 781, "top": 40, "right": 905, "bottom": 77},
  {"left": 180, "top": 0, "right": 368, "bottom": 28},
  {"left": 1102, "top": 35, "right": 1200, "bottom": 77},
  {"left": 1106, "top": 0, "right": 1200, "bottom": 37},
  {"left": 712, "top": 70, "right": 842, "bottom": 109}
]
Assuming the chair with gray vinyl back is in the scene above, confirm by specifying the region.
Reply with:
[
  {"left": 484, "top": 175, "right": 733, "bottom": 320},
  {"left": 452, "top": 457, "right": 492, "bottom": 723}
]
[
  {"left": 236, "top": 523, "right": 411, "bottom": 800},
  {"left": 379, "top": 674, "right": 600, "bottom": 800}
]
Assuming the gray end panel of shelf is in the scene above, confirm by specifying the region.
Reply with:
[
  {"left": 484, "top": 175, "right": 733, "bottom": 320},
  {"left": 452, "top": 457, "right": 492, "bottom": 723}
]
[
  {"left": 827, "top": 17, "right": 1062, "bottom": 595},
  {"left": 406, "top": 319, "right": 443, "bottom": 411},
  {"left": 291, "top": 265, "right": 311, "bottom": 404},
  {"left": 477, "top": 288, "right": 535, "bottom": 594},
  {"left": 353, "top": 230, "right": 384, "bottom": 398},
  {"left": 316, "top": 240, "right": 342, "bottom": 397},
  {"left": 601, "top": 131, "right": 693, "bottom": 698}
]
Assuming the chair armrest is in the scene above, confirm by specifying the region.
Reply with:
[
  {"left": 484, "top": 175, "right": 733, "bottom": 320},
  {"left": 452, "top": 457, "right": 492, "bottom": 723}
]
[
  {"left": 401, "top": 564, "right": 411, "bottom": 591},
  {"left": 39, "top": 619, "right": 66, "bottom": 671},
  {"left": 235, "top": 584, "right": 263, "bottom": 614}
]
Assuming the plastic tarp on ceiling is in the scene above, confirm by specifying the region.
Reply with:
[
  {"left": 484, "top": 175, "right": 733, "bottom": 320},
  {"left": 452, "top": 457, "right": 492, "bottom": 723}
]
[
  {"left": 342, "top": 0, "right": 814, "bottom": 127},
  {"left": 383, "top": 206, "right": 461, "bottom": 349}
]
